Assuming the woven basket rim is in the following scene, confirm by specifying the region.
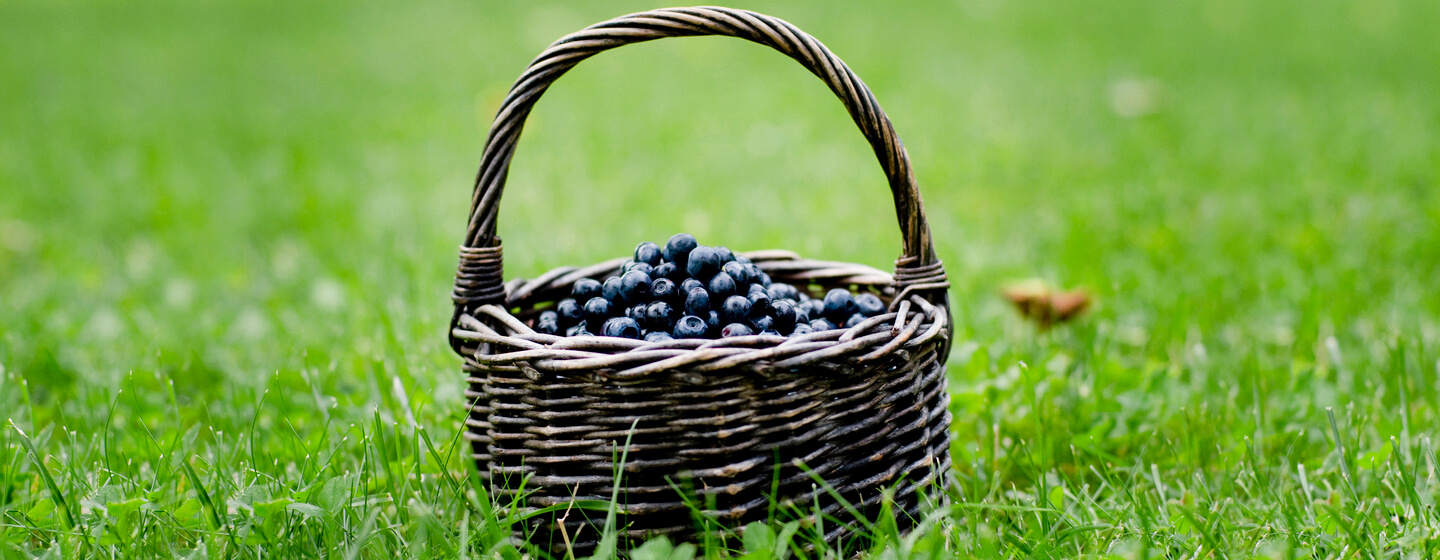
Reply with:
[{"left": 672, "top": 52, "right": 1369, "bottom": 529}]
[{"left": 452, "top": 250, "right": 950, "bottom": 379}]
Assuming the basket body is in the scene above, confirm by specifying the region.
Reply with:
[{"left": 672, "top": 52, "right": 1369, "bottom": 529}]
[
  {"left": 457, "top": 253, "right": 952, "bottom": 554},
  {"left": 448, "top": 7, "right": 956, "bottom": 554}
]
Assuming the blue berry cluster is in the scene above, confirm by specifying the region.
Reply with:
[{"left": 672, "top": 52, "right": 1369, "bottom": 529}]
[{"left": 532, "top": 234, "right": 888, "bottom": 341}]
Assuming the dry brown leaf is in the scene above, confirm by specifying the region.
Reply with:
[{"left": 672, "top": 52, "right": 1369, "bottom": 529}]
[{"left": 1002, "top": 279, "right": 1092, "bottom": 330}]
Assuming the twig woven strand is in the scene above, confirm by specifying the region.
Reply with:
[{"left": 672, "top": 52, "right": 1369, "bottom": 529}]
[{"left": 449, "top": 6, "right": 954, "bottom": 555}]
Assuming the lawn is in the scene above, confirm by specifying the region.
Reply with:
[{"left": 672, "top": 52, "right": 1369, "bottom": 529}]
[{"left": 2, "top": 0, "right": 1439, "bottom": 558}]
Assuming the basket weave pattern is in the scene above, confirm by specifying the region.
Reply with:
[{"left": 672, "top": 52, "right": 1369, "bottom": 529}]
[{"left": 448, "top": 7, "right": 954, "bottom": 553}]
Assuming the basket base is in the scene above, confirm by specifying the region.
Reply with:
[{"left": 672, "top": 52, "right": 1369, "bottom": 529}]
[{"left": 464, "top": 345, "right": 953, "bottom": 556}]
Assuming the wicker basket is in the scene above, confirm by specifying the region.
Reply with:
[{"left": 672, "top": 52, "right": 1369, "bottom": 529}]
[{"left": 448, "top": 7, "right": 953, "bottom": 555}]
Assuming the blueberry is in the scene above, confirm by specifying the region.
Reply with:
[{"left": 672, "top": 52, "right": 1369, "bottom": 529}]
[
  {"left": 583, "top": 297, "right": 612, "bottom": 323},
  {"left": 572, "top": 278, "right": 603, "bottom": 301},
  {"left": 673, "top": 315, "right": 708, "bottom": 339},
  {"left": 684, "top": 288, "right": 710, "bottom": 316},
  {"left": 618, "top": 270, "right": 652, "bottom": 304},
  {"left": 751, "top": 315, "right": 774, "bottom": 333},
  {"left": 708, "top": 272, "right": 738, "bottom": 299},
  {"left": 707, "top": 310, "right": 723, "bottom": 335},
  {"left": 748, "top": 291, "right": 772, "bottom": 318},
  {"left": 772, "top": 300, "right": 796, "bottom": 333},
  {"left": 644, "top": 331, "right": 674, "bottom": 343},
  {"left": 767, "top": 283, "right": 800, "bottom": 302},
  {"left": 601, "top": 317, "right": 642, "bottom": 339},
  {"left": 651, "top": 277, "right": 678, "bottom": 302},
  {"left": 744, "top": 263, "right": 764, "bottom": 284},
  {"left": 802, "top": 299, "right": 826, "bottom": 320},
  {"left": 645, "top": 301, "right": 676, "bottom": 331},
  {"left": 556, "top": 298, "right": 583, "bottom": 326},
  {"left": 761, "top": 330, "right": 781, "bottom": 336},
  {"left": 843, "top": 314, "right": 866, "bottom": 328},
  {"left": 538, "top": 310, "right": 559, "bottom": 325},
  {"left": 625, "top": 262, "right": 654, "bottom": 278},
  {"left": 664, "top": 234, "right": 698, "bottom": 266},
  {"left": 822, "top": 289, "right": 858, "bottom": 322},
  {"left": 747, "top": 282, "right": 768, "bottom": 299},
  {"left": 634, "top": 241, "right": 663, "bottom": 267},
  {"left": 722, "top": 261, "right": 750, "bottom": 285},
  {"left": 685, "top": 246, "right": 723, "bottom": 280},
  {"left": 602, "top": 277, "right": 621, "bottom": 302},
  {"left": 535, "top": 316, "right": 559, "bottom": 335},
  {"left": 855, "top": 293, "right": 885, "bottom": 316},
  {"left": 714, "top": 246, "right": 735, "bottom": 264},
  {"left": 627, "top": 303, "right": 648, "bottom": 323},
  {"left": 792, "top": 304, "right": 811, "bottom": 326},
  {"left": 567, "top": 320, "right": 590, "bottom": 337},
  {"left": 721, "top": 295, "right": 752, "bottom": 324},
  {"left": 809, "top": 318, "right": 837, "bottom": 331},
  {"left": 735, "top": 254, "right": 752, "bottom": 264},
  {"left": 680, "top": 278, "right": 705, "bottom": 295},
  {"left": 756, "top": 272, "right": 772, "bottom": 287},
  {"left": 721, "top": 323, "right": 753, "bottom": 338},
  {"left": 791, "top": 323, "right": 815, "bottom": 336},
  {"left": 653, "top": 262, "right": 680, "bottom": 281}
]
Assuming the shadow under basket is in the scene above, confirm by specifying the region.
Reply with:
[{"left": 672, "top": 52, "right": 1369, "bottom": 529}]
[{"left": 447, "top": 7, "right": 954, "bottom": 556}]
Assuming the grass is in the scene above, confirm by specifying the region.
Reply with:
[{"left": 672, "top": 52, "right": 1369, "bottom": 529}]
[{"left": 2, "top": 0, "right": 1439, "bottom": 557}]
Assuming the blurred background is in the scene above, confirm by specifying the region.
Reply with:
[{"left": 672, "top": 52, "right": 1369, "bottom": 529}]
[{"left": 2, "top": 0, "right": 1437, "bottom": 430}]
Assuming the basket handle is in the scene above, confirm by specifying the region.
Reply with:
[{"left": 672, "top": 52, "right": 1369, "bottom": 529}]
[{"left": 456, "top": 6, "right": 947, "bottom": 309}]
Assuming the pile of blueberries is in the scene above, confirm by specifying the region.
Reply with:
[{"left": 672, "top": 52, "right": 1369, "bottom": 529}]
[{"left": 532, "top": 234, "right": 886, "bottom": 342}]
